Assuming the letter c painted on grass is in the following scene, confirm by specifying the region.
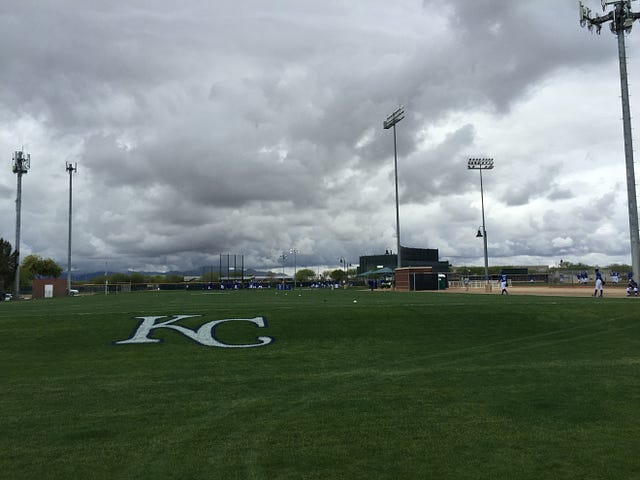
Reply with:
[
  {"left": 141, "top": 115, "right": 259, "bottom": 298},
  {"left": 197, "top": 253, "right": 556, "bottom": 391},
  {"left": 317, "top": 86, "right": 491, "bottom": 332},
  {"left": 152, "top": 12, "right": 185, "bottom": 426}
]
[{"left": 114, "top": 315, "right": 274, "bottom": 348}]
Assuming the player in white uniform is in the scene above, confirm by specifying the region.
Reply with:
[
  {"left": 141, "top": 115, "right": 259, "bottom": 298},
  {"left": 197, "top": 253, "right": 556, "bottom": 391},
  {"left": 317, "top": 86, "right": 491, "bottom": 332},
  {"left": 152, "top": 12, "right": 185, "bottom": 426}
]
[
  {"left": 592, "top": 269, "right": 604, "bottom": 297},
  {"left": 500, "top": 274, "right": 508, "bottom": 295}
]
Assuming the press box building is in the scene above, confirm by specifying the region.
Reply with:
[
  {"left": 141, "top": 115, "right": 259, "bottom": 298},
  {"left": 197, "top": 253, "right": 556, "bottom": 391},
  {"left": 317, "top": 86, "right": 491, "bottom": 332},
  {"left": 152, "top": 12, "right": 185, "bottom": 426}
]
[{"left": 358, "top": 246, "right": 449, "bottom": 274}]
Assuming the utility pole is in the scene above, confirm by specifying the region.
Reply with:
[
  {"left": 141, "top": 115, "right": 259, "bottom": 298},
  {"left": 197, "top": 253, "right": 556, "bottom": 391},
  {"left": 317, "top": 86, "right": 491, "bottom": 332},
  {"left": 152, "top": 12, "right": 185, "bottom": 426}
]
[
  {"left": 383, "top": 106, "right": 405, "bottom": 270},
  {"left": 12, "top": 150, "right": 30, "bottom": 298},
  {"left": 579, "top": 0, "right": 640, "bottom": 279},
  {"left": 66, "top": 162, "right": 77, "bottom": 294}
]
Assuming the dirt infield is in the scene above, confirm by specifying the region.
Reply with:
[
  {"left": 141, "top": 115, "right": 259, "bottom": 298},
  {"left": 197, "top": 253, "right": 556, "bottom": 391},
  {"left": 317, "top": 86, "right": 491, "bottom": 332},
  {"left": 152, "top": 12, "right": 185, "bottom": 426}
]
[{"left": 446, "top": 284, "right": 634, "bottom": 298}]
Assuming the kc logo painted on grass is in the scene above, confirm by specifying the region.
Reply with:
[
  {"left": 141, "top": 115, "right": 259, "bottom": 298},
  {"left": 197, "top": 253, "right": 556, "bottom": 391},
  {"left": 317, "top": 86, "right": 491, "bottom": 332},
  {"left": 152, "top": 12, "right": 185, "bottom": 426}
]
[{"left": 115, "top": 315, "right": 274, "bottom": 348}]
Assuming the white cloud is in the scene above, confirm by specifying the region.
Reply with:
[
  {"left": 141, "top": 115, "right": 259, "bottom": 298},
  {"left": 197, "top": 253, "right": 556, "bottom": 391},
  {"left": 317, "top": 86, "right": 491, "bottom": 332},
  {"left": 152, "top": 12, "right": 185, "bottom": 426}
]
[{"left": 552, "top": 237, "right": 574, "bottom": 248}]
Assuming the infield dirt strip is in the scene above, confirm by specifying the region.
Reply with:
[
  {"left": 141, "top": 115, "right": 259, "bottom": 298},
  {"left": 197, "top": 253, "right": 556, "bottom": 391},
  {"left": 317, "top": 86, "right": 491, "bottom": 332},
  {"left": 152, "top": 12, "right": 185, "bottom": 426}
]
[{"left": 445, "top": 285, "right": 634, "bottom": 298}]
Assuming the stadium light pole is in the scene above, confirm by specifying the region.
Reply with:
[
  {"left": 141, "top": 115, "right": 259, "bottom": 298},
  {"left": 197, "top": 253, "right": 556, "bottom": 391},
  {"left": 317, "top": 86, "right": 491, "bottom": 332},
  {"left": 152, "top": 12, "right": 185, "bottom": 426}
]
[
  {"left": 12, "top": 150, "right": 30, "bottom": 298},
  {"left": 468, "top": 158, "right": 494, "bottom": 286},
  {"left": 339, "top": 257, "right": 347, "bottom": 283},
  {"left": 66, "top": 162, "right": 77, "bottom": 294},
  {"left": 579, "top": 0, "right": 640, "bottom": 279},
  {"left": 383, "top": 106, "right": 405, "bottom": 270},
  {"left": 289, "top": 248, "right": 298, "bottom": 289}
]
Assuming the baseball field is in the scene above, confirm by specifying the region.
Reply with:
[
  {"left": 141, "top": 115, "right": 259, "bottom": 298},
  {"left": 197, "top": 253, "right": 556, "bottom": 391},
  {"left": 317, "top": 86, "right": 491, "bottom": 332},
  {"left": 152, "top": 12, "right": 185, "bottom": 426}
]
[{"left": 1, "top": 287, "right": 639, "bottom": 479}]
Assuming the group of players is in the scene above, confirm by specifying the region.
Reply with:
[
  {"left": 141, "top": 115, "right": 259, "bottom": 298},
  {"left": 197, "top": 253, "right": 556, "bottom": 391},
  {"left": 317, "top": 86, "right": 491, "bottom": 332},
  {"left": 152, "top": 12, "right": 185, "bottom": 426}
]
[
  {"left": 592, "top": 269, "right": 638, "bottom": 297},
  {"left": 498, "top": 270, "right": 639, "bottom": 297}
]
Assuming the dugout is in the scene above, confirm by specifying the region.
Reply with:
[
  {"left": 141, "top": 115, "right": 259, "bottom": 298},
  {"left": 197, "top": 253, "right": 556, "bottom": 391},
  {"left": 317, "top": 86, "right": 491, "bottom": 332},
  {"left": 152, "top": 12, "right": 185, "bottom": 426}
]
[{"left": 395, "top": 267, "right": 446, "bottom": 291}]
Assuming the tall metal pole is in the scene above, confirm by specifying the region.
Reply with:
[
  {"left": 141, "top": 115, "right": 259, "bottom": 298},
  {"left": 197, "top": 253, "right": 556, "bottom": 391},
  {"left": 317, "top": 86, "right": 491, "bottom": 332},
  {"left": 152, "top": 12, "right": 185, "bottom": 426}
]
[
  {"left": 479, "top": 168, "right": 490, "bottom": 284},
  {"left": 66, "top": 162, "right": 77, "bottom": 294},
  {"left": 383, "top": 106, "right": 405, "bottom": 270},
  {"left": 14, "top": 172, "right": 23, "bottom": 296},
  {"left": 392, "top": 123, "right": 401, "bottom": 269},
  {"left": 617, "top": 27, "right": 640, "bottom": 279},
  {"left": 468, "top": 158, "right": 494, "bottom": 287},
  {"left": 12, "top": 151, "right": 30, "bottom": 298},
  {"left": 579, "top": 0, "right": 640, "bottom": 278}
]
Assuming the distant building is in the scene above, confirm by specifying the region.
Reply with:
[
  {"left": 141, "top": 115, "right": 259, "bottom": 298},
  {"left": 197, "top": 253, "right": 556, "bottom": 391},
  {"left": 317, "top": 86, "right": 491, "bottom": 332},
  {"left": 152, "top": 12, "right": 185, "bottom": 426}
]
[
  {"left": 32, "top": 278, "right": 68, "bottom": 299},
  {"left": 357, "top": 246, "right": 449, "bottom": 275}
]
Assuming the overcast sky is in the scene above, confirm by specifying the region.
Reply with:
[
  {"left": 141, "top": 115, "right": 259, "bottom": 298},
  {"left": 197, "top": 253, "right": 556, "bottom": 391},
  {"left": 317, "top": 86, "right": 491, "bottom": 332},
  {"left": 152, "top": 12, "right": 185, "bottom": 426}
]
[{"left": 1, "top": 0, "right": 639, "bottom": 274}]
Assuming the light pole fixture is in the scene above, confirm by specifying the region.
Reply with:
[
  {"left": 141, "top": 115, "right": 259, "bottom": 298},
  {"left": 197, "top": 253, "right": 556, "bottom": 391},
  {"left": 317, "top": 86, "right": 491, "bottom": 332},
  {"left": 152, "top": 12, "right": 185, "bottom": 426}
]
[
  {"left": 12, "top": 150, "right": 30, "bottom": 298},
  {"left": 579, "top": 0, "right": 640, "bottom": 279},
  {"left": 383, "top": 106, "right": 405, "bottom": 270},
  {"left": 339, "top": 258, "right": 352, "bottom": 285},
  {"left": 66, "top": 162, "right": 78, "bottom": 295},
  {"left": 289, "top": 248, "right": 298, "bottom": 289},
  {"left": 468, "top": 158, "right": 494, "bottom": 286}
]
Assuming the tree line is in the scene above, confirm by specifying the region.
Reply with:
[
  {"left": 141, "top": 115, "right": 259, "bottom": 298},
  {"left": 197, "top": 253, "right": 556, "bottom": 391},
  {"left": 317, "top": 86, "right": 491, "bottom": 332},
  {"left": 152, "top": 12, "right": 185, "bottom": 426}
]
[
  {"left": 1, "top": 238, "right": 66, "bottom": 292},
  {"left": 0, "top": 238, "right": 18, "bottom": 292}
]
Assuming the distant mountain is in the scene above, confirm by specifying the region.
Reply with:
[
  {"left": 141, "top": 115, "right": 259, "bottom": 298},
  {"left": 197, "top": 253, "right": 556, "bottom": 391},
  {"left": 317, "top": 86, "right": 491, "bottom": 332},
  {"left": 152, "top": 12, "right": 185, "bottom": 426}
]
[{"left": 60, "top": 271, "right": 115, "bottom": 281}]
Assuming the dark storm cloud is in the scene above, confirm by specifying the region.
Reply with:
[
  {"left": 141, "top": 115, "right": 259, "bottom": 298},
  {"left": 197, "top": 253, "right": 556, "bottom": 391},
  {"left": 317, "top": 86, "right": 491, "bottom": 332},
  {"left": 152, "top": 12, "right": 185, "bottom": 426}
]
[
  {"left": 435, "top": 1, "right": 614, "bottom": 111},
  {"left": 401, "top": 124, "right": 477, "bottom": 202}
]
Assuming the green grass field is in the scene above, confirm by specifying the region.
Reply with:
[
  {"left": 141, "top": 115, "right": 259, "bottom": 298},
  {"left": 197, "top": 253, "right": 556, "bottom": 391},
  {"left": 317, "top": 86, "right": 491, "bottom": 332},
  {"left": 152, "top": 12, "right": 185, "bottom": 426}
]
[{"left": 2, "top": 289, "right": 639, "bottom": 479}]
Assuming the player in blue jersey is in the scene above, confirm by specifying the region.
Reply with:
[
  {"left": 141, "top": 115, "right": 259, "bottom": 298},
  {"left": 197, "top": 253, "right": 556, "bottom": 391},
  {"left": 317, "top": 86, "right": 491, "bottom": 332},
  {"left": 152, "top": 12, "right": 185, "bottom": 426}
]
[
  {"left": 500, "top": 274, "right": 508, "bottom": 295},
  {"left": 592, "top": 269, "right": 604, "bottom": 297}
]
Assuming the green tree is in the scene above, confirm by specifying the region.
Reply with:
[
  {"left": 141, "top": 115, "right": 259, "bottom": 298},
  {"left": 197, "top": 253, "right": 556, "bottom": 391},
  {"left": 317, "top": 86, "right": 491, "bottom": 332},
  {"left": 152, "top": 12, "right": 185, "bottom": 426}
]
[
  {"left": 130, "top": 272, "right": 146, "bottom": 284},
  {"left": 137, "top": 273, "right": 181, "bottom": 284},
  {"left": 328, "top": 269, "right": 347, "bottom": 282},
  {"left": 20, "top": 254, "right": 63, "bottom": 281},
  {"left": 163, "top": 274, "right": 185, "bottom": 284},
  {"left": 109, "top": 272, "right": 131, "bottom": 284},
  {"left": 0, "top": 238, "right": 19, "bottom": 292},
  {"left": 605, "top": 263, "right": 631, "bottom": 273},
  {"left": 42, "top": 258, "right": 62, "bottom": 277},
  {"left": 554, "top": 260, "right": 592, "bottom": 271},
  {"left": 20, "top": 255, "right": 41, "bottom": 281},
  {"left": 88, "top": 274, "right": 108, "bottom": 284},
  {"left": 295, "top": 268, "right": 316, "bottom": 283}
]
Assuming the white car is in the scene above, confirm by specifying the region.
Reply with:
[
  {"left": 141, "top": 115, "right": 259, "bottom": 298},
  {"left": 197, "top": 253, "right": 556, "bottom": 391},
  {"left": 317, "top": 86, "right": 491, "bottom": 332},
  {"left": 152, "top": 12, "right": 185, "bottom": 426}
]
[{"left": 69, "top": 289, "right": 80, "bottom": 296}]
